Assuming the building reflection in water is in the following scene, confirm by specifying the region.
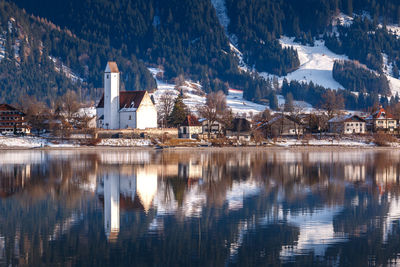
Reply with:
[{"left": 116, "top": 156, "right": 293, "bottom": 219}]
[
  {"left": 2, "top": 150, "right": 400, "bottom": 265},
  {"left": 103, "top": 172, "right": 120, "bottom": 241},
  {"left": 98, "top": 166, "right": 158, "bottom": 241}
]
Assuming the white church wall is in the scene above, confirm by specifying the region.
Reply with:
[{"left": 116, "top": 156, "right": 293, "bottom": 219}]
[
  {"left": 96, "top": 108, "right": 104, "bottom": 128},
  {"left": 119, "top": 110, "right": 137, "bottom": 129},
  {"left": 136, "top": 94, "right": 158, "bottom": 129}
]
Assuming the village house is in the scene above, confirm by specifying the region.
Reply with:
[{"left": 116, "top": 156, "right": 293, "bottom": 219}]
[
  {"left": 199, "top": 119, "right": 223, "bottom": 138},
  {"left": 262, "top": 115, "right": 305, "bottom": 138},
  {"left": 365, "top": 106, "right": 397, "bottom": 133},
  {"left": 96, "top": 62, "right": 157, "bottom": 130},
  {"left": 0, "top": 104, "right": 30, "bottom": 135},
  {"left": 226, "top": 118, "right": 252, "bottom": 142},
  {"left": 328, "top": 114, "right": 366, "bottom": 135},
  {"left": 178, "top": 115, "right": 202, "bottom": 139}
]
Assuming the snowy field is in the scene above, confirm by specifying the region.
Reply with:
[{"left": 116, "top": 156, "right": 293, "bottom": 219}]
[
  {"left": 149, "top": 68, "right": 266, "bottom": 116},
  {"left": 261, "top": 37, "right": 348, "bottom": 90}
]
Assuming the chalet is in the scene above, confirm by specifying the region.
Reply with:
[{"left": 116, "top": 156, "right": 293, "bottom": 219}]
[
  {"left": 226, "top": 118, "right": 251, "bottom": 142},
  {"left": 0, "top": 104, "right": 30, "bottom": 135},
  {"left": 96, "top": 62, "right": 157, "bottom": 130},
  {"left": 262, "top": 115, "right": 304, "bottom": 137},
  {"left": 178, "top": 115, "right": 202, "bottom": 139},
  {"left": 365, "top": 106, "right": 397, "bottom": 133},
  {"left": 328, "top": 114, "right": 366, "bottom": 135}
]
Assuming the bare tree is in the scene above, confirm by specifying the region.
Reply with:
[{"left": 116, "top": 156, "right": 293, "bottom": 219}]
[
  {"left": 18, "top": 96, "right": 51, "bottom": 133},
  {"left": 55, "top": 90, "right": 81, "bottom": 123},
  {"left": 197, "top": 91, "right": 227, "bottom": 138},
  {"left": 321, "top": 90, "right": 344, "bottom": 118},
  {"left": 158, "top": 91, "right": 176, "bottom": 128}
]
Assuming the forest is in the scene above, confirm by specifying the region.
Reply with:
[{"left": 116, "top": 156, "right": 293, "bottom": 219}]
[{"left": 5, "top": 0, "right": 400, "bottom": 110}]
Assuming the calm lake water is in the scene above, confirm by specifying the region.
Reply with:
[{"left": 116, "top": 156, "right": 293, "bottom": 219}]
[{"left": 1, "top": 149, "right": 400, "bottom": 266}]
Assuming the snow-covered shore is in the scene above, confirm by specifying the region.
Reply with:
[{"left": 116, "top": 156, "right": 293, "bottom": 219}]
[{"left": 1, "top": 135, "right": 399, "bottom": 150}]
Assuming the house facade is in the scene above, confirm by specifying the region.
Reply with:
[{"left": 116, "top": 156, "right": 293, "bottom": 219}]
[
  {"left": 178, "top": 115, "right": 202, "bottom": 139},
  {"left": 96, "top": 62, "right": 157, "bottom": 130},
  {"left": 328, "top": 114, "right": 366, "bottom": 135},
  {"left": 199, "top": 119, "right": 223, "bottom": 138},
  {"left": 365, "top": 107, "right": 397, "bottom": 133},
  {"left": 0, "top": 104, "right": 30, "bottom": 134},
  {"left": 226, "top": 118, "right": 252, "bottom": 142},
  {"left": 263, "top": 115, "right": 304, "bottom": 137}
]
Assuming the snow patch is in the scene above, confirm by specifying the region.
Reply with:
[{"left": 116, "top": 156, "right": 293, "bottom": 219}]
[
  {"left": 149, "top": 67, "right": 266, "bottom": 116},
  {"left": 97, "top": 138, "right": 152, "bottom": 147},
  {"left": 261, "top": 37, "right": 348, "bottom": 91}
]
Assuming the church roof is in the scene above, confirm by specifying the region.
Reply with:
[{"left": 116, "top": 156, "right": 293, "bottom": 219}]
[
  {"left": 97, "top": 91, "right": 147, "bottom": 109},
  {"left": 105, "top": 61, "right": 119, "bottom": 73}
]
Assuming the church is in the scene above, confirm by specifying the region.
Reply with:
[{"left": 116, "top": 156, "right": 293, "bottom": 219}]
[{"left": 96, "top": 62, "right": 158, "bottom": 130}]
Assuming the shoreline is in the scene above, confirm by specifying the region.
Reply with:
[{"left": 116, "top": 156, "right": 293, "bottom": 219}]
[{"left": 1, "top": 145, "right": 398, "bottom": 152}]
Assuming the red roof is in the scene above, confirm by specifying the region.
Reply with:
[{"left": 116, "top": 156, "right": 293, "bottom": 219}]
[
  {"left": 367, "top": 107, "right": 393, "bottom": 120},
  {"left": 97, "top": 91, "right": 147, "bottom": 109},
  {"left": 0, "top": 104, "right": 25, "bottom": 115},
  {"left": 182, "top": 115, "right": 201, "bottom": 126},
  {"left": 106, "top": 61, "right": 119, "bottom": 73}
]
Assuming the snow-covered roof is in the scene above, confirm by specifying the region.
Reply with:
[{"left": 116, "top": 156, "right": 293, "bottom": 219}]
[{"left": 328, "top": 114, "right": 366, "bottom": 123}]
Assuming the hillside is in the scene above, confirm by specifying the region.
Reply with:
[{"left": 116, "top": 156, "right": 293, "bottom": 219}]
[
  {"left": 0, "top": 1, "right": 156, "bottom": 105},
  {"left": 4, "top": 0, "right": 400, "bottom": 112}
]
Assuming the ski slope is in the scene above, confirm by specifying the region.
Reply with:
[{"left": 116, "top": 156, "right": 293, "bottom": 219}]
[{"left": 260, "top": 37, "right": 348, "bottom": 90}]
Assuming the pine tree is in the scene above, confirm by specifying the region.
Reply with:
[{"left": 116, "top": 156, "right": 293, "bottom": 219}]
[
  {"left": 167, "top": 95, "right": 188, "bottom": 127},
  {"left": 269, "top": 92, "right": 279, "bottom": 111}
]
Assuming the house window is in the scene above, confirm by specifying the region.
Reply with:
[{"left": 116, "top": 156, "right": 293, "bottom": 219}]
[
  {"left": 128, "top": 115, "right": 132, "bottom": 120},
  {"left": 107, "top": 74, "right": 109, "bottom": 79}
]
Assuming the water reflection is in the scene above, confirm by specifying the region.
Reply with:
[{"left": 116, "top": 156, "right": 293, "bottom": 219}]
[{"left": 1, "top": 150, "right": 400, "bottom": 265}]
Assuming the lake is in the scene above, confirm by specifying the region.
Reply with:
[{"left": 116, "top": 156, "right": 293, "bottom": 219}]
[{"left": 0, "top": 149, "right": 400, "bottom": 266}]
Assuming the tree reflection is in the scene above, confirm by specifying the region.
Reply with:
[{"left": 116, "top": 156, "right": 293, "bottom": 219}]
[{"left": 0, "top": 150, "right": 400, "bottom": 265}]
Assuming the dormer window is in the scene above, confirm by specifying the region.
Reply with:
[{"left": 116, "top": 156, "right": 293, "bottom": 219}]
[{"left": 130, "top": 101, "right": 135, "bottom": 108}]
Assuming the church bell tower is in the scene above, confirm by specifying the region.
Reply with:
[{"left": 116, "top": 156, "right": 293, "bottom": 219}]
[{"left": 104, "top": 62, "right": 120, "bottom": 129}]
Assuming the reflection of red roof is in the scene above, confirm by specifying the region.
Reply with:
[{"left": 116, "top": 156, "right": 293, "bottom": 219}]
[
  {"left": 182, "top": 115, "right": 201, "bottom": 126},
  {"left": 97, "top": 91, "right": 146, "bottom": 109}
]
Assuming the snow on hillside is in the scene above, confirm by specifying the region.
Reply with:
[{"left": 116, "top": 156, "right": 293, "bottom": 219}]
[
  {"left": 211, "top": 0, "right": 229, "bottom": 32},
  {"left": 49, "top": 56, "right": 83, "bottom": 83},
  {"left": 382, "top": 53, "right": 400, "bottom": 96},
  {"left": 149, "top": 67, "right": 266, "bottom": 116},
  {"left": 261, "top": 37, "right": 348, "bottom": 90}
]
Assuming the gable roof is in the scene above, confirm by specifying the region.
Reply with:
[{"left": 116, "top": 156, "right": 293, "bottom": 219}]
[
  {"left": 97, "top": 91, "right": 147, "bottom": 109},
  {"left": 0, "top": 104, "right": 17, "bottom": 111},
  {"left": 0, "top": 104, "right": 25, "bottom": 115},
  {"left": 328, "top": 114, "right": 366, "bottom": 123},
  {"left": 182, "top": 115, "right": 201, "bottom": 126},
  {"left": 228, "top": 118, "right": 251, "bottom": 132},
  {"left": 105, "top": 61, "right": 119, "bottom": 73},
  {"left": 263, "top": 114, "right": 302, "bottom": 127},
  {"left": 366, "top": 107, "right": 393, "bottom": 120}
]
